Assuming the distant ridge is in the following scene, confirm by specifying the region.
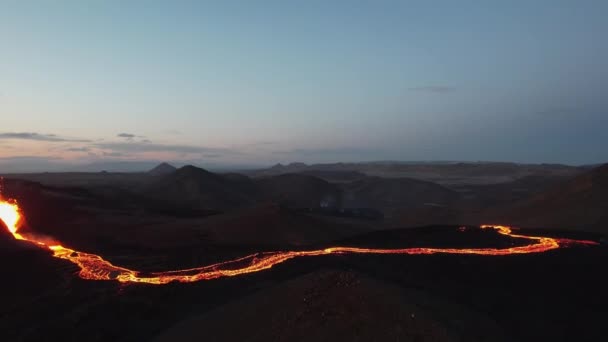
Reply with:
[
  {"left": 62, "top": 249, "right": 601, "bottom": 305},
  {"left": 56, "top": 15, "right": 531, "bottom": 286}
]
[
  {"left": 148, "top": 162, "right": 177, "bottom": 176},
  {"left": 247, "top": 161, "right": 583, "bottom": 185},
  {"left": 268, "top": 162, "right": 308, "bottom": 173}
]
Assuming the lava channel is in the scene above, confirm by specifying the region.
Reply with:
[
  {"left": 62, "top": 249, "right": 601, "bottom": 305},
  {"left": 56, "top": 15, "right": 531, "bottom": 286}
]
[{"left": 0, "top": 197, "right": 599, "bottom": 285}]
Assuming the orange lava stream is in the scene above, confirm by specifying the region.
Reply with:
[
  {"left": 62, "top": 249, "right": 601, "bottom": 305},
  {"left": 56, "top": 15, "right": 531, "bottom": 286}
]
[{"left": 0, "top": 198, "right": 599, "bottom": 285}]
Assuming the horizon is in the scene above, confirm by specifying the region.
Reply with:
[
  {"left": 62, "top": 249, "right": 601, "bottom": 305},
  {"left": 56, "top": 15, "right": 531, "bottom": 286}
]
[
  {"left": 2, "top": 1, "right": 607, "bottom": 170},
  {"left": 0, "top": 158, "right": 598, "bottom": 174}
]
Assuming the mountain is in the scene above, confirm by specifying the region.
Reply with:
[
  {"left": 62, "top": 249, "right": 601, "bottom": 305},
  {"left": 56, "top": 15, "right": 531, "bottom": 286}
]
[
  {"left": 263, "top": 162, "right": 309, "bottom": 175},
  {"left": 148, "top": 162, "right": 177, "bottom": 176},
  {"left": 148, "top": 165, "right": 256, "bottom": 211},
  {"left": 485, "top": 163, "right": 608, "bottom": 232},
  {"left": 151, "top": 168, "right": 360, "bottom": 212}
]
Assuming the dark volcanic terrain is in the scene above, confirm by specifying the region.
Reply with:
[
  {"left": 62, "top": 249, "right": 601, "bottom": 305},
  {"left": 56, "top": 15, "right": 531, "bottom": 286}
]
[
  {"left": 482, "top": 164, "right": 608, "bottom": 232},
  {"left": 0, "top": 161, "right": 606, "bottom": 341},
  {"left": 0, "top": 221, "right": 605, "bottom": 342}
]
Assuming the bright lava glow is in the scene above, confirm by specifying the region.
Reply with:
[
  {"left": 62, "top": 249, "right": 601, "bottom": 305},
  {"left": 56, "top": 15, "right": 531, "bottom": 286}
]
[
  {"left": 0, "top": 197, "right": 599, "bottom": 285},
  {"left": 0, "top": 200, "right": 24, "bottom": 240}
]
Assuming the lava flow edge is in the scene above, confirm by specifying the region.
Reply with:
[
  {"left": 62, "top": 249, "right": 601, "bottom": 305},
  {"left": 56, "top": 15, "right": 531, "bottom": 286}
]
[{"left": 0, "top": 197, "right": 599, "bottom": 285}]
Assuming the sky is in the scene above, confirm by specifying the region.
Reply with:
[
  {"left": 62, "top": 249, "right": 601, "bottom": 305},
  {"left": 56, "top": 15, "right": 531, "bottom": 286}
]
[{"left": 1, "top": 0, "right": 607, "bottom": 171}]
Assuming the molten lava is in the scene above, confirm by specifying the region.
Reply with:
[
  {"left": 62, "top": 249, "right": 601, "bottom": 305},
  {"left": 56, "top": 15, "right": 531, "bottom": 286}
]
[
  {"left": 0, "top": 200, "right": 24, "bottom": 240},
  {"left": 0, "top": 197, "right": 599, "bottom": 285}
]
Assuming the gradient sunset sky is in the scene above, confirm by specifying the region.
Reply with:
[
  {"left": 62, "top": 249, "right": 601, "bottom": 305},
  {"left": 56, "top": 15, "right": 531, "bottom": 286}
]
[{"left": 1, "top": 1, "right": 607, "bottom": 169}]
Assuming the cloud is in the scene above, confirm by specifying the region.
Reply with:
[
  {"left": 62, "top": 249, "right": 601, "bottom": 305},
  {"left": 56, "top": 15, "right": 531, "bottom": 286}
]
[
  {"left": 102, "top": 151, "right": 125, "bottom": 157},
  {"left": 252, "top": 141, "right": 278, "bottom": 146},
  {"left": 0, "top": 155, "right": 62, "bottom": 162},
  {"left": 117, "top": 133, "right": 151, "bottom": 143},
  {"left": 65, "top": 147, "right": 91, "bottom": 152},
  {"left": 0, "top": 132, "right": 91, "bottom": 142},
  {"left": 272, "top": 147, "right": 375, "bottom": 156},
  {"left": 202, "top": 153, "right": 222, "bottom": 158},
  {"left": 408, "top": 86, "right": 455, "bottom": 93},
  {"left": 93, "top": 141, "right": 237, "bottom": 156},
  {"left": 117, "top": 133, "right": 136, "bottom": 140}
]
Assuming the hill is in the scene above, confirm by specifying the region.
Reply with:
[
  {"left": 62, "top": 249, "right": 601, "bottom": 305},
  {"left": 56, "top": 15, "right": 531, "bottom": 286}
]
[
  {"left": 297, "top": 170, "right": 366, "bottom": 182},
  {"left": 148, "top": 162, "right": 177, "bottom": 176},
  {"left": 247, "top": 161, "right": 583, "bottom": 186},
  {"left": 149, "top": 168, "right": 344, "bottom": 212},
  {"left": 342, "top": 177, "right": 460, "bottom": 217},
  {"left": 255, "top": 174, "right": 342, "bottom": 208},
  {"left": 484, "top": 164, "right": 608, "bottom": 232},
  {"left": 148, "top": 165, "right": 257, "bottom": 211},
  {"left": 171, "top": 203, "right": 375, "bottom": 246}
]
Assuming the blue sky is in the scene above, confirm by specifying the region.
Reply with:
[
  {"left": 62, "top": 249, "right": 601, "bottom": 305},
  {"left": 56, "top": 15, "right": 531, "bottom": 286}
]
[{"left": 1, "top": 0, "right": 607, "bottom": 168}]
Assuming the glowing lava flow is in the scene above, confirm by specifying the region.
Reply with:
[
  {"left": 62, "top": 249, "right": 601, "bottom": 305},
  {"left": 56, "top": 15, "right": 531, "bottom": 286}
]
[{"left": 0, "top": 198, "right": 599, "bottom": 285}]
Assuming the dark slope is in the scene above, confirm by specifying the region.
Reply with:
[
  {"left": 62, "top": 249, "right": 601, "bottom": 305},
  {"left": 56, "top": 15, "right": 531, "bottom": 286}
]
[
  {"left": 342, "top": 177, "right": 460, "bottom": 215},
  {"left": 485, "top": 163, "right": 608, "bottom": 232},
  {"left": 149, "top": 166, "right": 343, "bottom": 212},
  {"left": 148, "top": 162, "right": 177, "bottom": 176},
  {"left": 457, "top": 174, "right": 577, "bottom": 209},
  {"left": 148, "top": 165, "right": 257, "bottom": 211},
  {"left": 255, "top": 173, "right": 342, "bottom": 208},
  {"left": 154, "top": 270, "right": 504, "bottom": 342},
  {"left": 297, "top": 170, "right": 367, "bottom": 182},
  {"left": 178, "top": 203, "right": 375, "bottom": 246}
]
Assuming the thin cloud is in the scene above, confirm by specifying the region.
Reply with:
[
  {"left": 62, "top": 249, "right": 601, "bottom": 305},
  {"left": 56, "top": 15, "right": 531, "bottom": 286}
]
[
  {"left": 202, "top": 153, "right": 222, "bottom": 158},
  {"left": 94, "top": 141, "right": 237, "bottom": 156},
  {"left": 102, "top": 151, "right": 125, "bottom": 157},
  {"left": 117, "top": 133, "right": 150, "bottom": 143},
  {"left": 272, "top": 147, "right": 376, "bottom": 156},
  {"left": 117, "top": 133, "right": 136, "bottom": 140},
  {"left": 0, "top": 155, "right": 62, "bottom": 162},
  {"left": 256, "top": 141, "right": 278, "bottom": 145},
  {"left": 65, "top": 147, "right": 91, "bottom": 152},
  {"left": 0, "top": 132, "right": 91, "bottom": 142},
  {"left": 408, "top": 86, "right": 455, "bottom": 93}
]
